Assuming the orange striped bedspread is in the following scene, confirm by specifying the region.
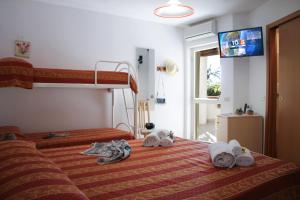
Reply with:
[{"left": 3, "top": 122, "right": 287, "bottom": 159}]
[
  {"left": 40, "top": 138, "right": 300, "bottom": 200},
  {"left": 0, "top": 57, "right": 34, "bottom": 89},
  {"left": 0, "top": 57, "right": 138, "bottom": 93},
  {"left": 34, "top": 68, "right": 138, "bottom": 93},
  {"left": 0, "top": 140, "right": 89, "bottom": 200},
  {"left": 25, "top": 128, "right": 134, "bottom": 149}
]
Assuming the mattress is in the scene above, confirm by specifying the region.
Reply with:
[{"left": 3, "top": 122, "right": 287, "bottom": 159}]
[
  {"left": 34, "top": 68, "right": 138, "bottom": 93},
  {"left": 0, "top": 57, "right": 138, "bottom": 93},
  {"left": 25, "top": 128, "right": 134, "bottom": 149},
  {"left": 0, "top": 57, "right": 34, "bottom": 89},
  {"left": 40, "top": 138, "right": 300, "bottom": 200}
]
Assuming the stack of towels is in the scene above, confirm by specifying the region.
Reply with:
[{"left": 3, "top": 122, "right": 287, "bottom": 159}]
[
  {"left": 208, "top": 139, "right": 254, "bottom": 168},
  {"left": 143, "top": 130, "right": 175, "bottom": 147}
]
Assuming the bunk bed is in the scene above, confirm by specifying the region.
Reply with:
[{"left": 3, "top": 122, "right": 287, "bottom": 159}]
[
  {"left": 0, "top": 57, "right": 138, "bottom": 144},
  {"left": 33, "top": 63, "right": 138, "bottom": 93}
]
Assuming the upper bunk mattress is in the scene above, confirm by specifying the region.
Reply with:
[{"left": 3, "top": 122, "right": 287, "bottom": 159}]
[
  {"left": 34, "top": 68, "right": 138, "bottom": 93},
  {"left": 25, "top": 128, "right": 134, "bottom": 149},
  {"left": 0, "top": 57, "right": 138, "bottom": 93},
  {"left": 40, "top": 138, "right": 300, "bottom": 200}
]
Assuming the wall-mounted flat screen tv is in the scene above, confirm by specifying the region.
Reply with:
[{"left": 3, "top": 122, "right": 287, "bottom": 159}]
[{"left": 218, "top": 27, "right": 264, "bottom": 58}]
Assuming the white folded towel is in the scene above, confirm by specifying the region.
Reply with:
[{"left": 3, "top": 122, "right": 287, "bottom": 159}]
[
  {"left": 159, "top": 137, "right": 173, "bottom": 147},
  {"left": 236, "top": 148, "right": 254, "bottom": 167},
  {"left": 143, "top": 132, "right": 160, "bottom": 147},
  {"left": 208, "top": 142, "right": 236, "bottom": 168},
  {"left": 229, "top": 139, "right": 243, "bottom": 156}
]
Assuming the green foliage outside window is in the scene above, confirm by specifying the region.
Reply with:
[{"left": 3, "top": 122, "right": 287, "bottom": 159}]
[
  {"left": 207, "top": 84, "right": 221, "bottom": 96},
  {"left": 207, "top": 64, "right": 221, "bottom": 97}
]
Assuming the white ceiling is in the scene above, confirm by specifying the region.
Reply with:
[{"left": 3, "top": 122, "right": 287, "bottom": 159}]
[{"left": 33, "top": 0, "right": 269, "bottom": 26}]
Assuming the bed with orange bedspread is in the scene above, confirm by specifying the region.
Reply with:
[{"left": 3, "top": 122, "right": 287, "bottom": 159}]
[
  {"left": 0, "top": 140, "right": 90, "bottom": 200},
  {"left": 24, "top": 128, "right": 134, "bottom": 149},
  {"left": 0, "top": 57, "right": 138, "bottom": 93},
  {"left": 40, "top": 138, "right": 300, "bottom": 200},
  {"left": 33, "top": 68, "right": 138, "bottom": 93}
]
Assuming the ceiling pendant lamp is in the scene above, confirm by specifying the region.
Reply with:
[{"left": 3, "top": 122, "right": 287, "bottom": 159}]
[{"left": 154, "top": 0, "right": 194, "bottom": 18}]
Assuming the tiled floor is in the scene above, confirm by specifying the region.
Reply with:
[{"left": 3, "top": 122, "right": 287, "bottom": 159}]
[{"left": 197, "top": 120, "right": 217, "bottom": 143}]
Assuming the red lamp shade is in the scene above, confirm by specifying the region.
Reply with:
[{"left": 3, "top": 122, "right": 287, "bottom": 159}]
[{"left": 154, "top": 0, "right": 194, "bottom": 18}]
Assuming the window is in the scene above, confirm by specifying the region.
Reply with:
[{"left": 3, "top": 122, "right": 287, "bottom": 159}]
[{"left": 207, "top": 55, "right": 221, "bottom": 98}]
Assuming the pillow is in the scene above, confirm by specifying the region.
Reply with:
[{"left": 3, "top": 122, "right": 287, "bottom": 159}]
[
  {"left": 0, "top": 57, "right": 34, "bottom": 89},
  {"left": 0, "top": 126, "right": 25, "bottom": 139},
  {"left": 0, "top": 140, "right": 89, "bottom": 200}
]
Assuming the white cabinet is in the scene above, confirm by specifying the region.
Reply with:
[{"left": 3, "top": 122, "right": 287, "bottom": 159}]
[{"left": 216, "top": 114, "right": 263, "bottom": 153}]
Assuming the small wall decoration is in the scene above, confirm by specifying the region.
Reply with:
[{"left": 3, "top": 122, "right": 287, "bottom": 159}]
[{"left": 15, "top": 40, "right": 31, "bottom": 58}]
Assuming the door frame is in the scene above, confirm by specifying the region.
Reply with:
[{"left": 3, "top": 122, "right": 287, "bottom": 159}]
[
  {"left": 184, "top": 38, "right": 219, "bottom": 140},
  {"left": 265, "top": 10, "right": 300, "bottom": 157},
  {"left": 192, "top": 46, "right": 220, "bottom": 140}
]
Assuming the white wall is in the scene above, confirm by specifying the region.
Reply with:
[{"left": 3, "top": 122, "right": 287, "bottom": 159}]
[
  {"left": 233, "top": 58, "right": 249, "bottom": 110},
  {"left": 232, "top": 13, "right": 250, "bottom": 111},
  {"left": 217, "top": 14, "right": 234, "bottom": 114},
  {"left": 0, "top": 0, "right": 184, "bottom": 135},
  {"left": 217, "top": 14, "right": 251, "bottom": 114},
  {"left": 248, "top": 0, "right": 300, "bottom": 116},
  {"left": 218, "top": 0, "right": 300, "bottom": 117}
]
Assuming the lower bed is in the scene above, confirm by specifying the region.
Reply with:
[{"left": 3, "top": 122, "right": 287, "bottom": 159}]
[
  {"left": 40, "top": 138, "right": 300, "bottom": 200},
  {"left": 25, "top": 128, "right": 134, "bottom": 149}
]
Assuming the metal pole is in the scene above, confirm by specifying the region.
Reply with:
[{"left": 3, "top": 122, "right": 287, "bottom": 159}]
[
  {"left": 112, "top": 89, "right": 114, "bottom": 128},
  {"left": 134, "top": 93, "right": 138, "bottom": 138},
  {"left": 122, "top": 89, "right": 131, "bottom": 130}
]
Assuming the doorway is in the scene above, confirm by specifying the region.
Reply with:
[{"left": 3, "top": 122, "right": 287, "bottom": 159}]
[
  {"left": 266, "top": 10, "right": 300, "bottom": 166},
  {"left": 194, "top": 48, "right": 221, "bottom": 142}
]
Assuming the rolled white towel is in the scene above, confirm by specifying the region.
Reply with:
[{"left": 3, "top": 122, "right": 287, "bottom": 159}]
[
  {"left": 143, "top": 132, "right": 160, "bottom": 147},
  {"left": 236, "top": 148, "right": 254, "bottom": 167},
  {"left": 208, "top": 142, "right": 236, "bottom": 168},
  {"left": 156, "top": 130, "right": 170, "bottom": 139},
  {"left": 229, "top": 139, "right": 243, "bottom": 156},
  {"left": 159, "top": 137, "right": 173, "bottom": 147}
]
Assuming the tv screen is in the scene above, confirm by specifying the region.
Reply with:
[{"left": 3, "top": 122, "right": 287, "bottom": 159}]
[{"left": 218, "top": 27, "right": 264, "bottom": 58}]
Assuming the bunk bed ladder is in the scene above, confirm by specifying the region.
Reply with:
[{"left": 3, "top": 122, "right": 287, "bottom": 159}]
[
  {"left": 114, "top": 89, "right": 138, "bottom": 138},
  {"left": 95, "top": 60, "right": 138, "bottom": 138},
  {"left": 122, "top": 89, "right": 131, "bottom": 128}
]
